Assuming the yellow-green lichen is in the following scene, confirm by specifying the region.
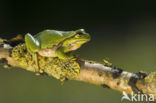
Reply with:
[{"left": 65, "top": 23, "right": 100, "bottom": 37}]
[
  {"left": 103, "top": 59, "right": 112, "bottom": 67},
  {"left": 145, "top": 72, "right": 156, "bottom": 83},
  {"left": 11, "top": 44, "right": 34, "bottom": 68},
  {"left": 11, "top": 44, "right": 80, "bottom": 82}
]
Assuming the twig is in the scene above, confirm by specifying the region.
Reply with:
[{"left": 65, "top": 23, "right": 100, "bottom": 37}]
[{"left": 0, "top": 36, "right": 156, "bottom": 102}]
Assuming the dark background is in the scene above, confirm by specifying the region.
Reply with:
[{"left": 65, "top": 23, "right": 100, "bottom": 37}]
[{"left": 0, "top": 0, "right": 156, "bottom": 103}]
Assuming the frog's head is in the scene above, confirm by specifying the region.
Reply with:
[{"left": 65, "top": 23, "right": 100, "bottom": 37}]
[
  {"left": 74, "top": 29, "right": 90, "bottom": 41},
  {"left": 63, "top": 29, "right": 91, "bottom": 51}
]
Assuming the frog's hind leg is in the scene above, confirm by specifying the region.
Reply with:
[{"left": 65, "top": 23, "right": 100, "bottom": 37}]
[
  {"left": 26, "top": 47, "right": 40, "bottom": 73},
  {"left": 25, "top": 33, "right": 40, "bottom": 72},
  {"left": 25, "top": 33, "right": 40, "bottom": 52},
  {"left": 32, "top": 53, "right": 40, "bottom": 73}
]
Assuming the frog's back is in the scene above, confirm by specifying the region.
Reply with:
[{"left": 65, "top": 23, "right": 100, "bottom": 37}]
[{"left": 34, "top": 30, "right": 75, "bottom": 48}]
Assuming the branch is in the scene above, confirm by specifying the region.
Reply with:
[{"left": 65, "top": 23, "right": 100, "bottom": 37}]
[{"left": 0, "top": 36, "right": 156, "bottom": 102}]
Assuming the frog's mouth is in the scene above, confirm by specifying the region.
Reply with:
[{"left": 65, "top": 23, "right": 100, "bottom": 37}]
[{"left": 67, "top": 40, "right": 89, "bottom": 51}]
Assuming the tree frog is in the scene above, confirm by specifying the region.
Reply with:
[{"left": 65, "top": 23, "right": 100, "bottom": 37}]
[{"left": 25, "top": 29, "right": 90, "bottom": 72}]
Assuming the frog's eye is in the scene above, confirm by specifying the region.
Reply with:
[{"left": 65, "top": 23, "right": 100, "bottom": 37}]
[
  {"left": 75, "top": 33, "right": 83, "bottom": 38},
  {"left": 76, "top": 32, "right": 83, "bottom": 35},
  {"left": 75, "top": 34, "right": 80, "bottom": 38}
]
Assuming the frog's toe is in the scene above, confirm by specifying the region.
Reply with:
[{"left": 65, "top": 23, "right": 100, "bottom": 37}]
[{"left": 71, "top": 57, "right": 77, "bottom": 61}]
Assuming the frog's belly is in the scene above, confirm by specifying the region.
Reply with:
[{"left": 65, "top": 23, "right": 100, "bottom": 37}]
[{"left": 38, "top": 48, "right": 57, "bottom": 57}]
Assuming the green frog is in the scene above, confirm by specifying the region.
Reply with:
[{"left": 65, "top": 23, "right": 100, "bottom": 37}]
[{"left": 25, "top": 29, "right": 90, "bottom": 72}]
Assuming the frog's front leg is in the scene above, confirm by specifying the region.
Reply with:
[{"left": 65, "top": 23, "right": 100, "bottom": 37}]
[
  {"left": 55, "top": 47, "right": 74, "bottom": 59},
  {"left": 25, "top": 33, "right": 40, "bottom": 72}
]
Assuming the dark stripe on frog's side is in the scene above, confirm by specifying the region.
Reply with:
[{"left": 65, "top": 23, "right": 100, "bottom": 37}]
[{"left": 55, "top": 33, "right": 78, "bottom": 49}]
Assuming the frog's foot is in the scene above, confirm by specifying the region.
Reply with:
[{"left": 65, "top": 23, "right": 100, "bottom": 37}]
[
  {"left": 35, "top": 71, "right": 47, "bottom": 76},
  {"left": 67, "top": 52, "right": 77, "bottom": 60},
  {"left": 66, "top": 52, "right": 74, "bottom": 59},
  {"left": 35, "top": 66, "right": 40, "bottom": 73},
  {"left": 71, "top": 56, "right": 77, "bottom": 60},
  {"left": 33, "top": 66, "right": 40, "bottom": 75}
]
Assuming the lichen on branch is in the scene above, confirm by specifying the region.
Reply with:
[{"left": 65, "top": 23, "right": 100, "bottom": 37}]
[{"left": 11, "top": 44, "right": 80, "bottom": 82}]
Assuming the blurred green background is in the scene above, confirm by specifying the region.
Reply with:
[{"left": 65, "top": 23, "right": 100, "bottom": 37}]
[{"left": 0, "top": 0, "right": 156, "bottom": 103}]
